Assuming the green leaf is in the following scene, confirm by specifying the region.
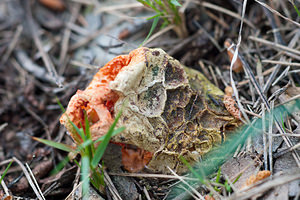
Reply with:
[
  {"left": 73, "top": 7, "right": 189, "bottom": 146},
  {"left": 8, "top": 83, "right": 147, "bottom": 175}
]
[
  {"left": 140, "top": 16, "right": 160, "bottom": 47},
  {"left": 91, "top": 110, "right": 123, "bottom": 168},
  {"left": 0, "top": 160, "right": 13, "bottom": 183},
  {"left": 94, "top": 127, "right": 125, "bottom": 143},
  {"left": 170, "top": 0, "right": 182, "bottom": 7},
  {"left": 32, "top": 137, "right": 74, "bottom": 152},
  {"left": 81, "top": 156, "right": 90, "bottom": 200}
]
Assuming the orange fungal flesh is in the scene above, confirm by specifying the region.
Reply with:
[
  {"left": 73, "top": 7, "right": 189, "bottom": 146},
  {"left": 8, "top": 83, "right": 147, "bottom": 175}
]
[{"left": 60, "top": 48, "right": 153, "bottom": 172}]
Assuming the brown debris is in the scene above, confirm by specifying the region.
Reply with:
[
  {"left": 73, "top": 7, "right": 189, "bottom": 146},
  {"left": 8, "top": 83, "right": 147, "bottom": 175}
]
[
  {"left": 224, "top": 39, "right": 243, "bottom": 73},
  {"left": 224, "top": 86, "right": 242, "bottom": 120},
  {"left": 243, "top": 170, "right": 271, "bottom": 188},
  {"left": 121, "top": 145, "right": 153, "bottom": 173},
  {"left": 118, "top": 29, "right": 130, "bottom": 40},
  {"left": 3, "top": 196, "right": 13, "bottom": 200}
]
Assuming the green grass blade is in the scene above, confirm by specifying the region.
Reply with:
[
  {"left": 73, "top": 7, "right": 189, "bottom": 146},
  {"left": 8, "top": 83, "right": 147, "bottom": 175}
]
[
  {"left": 91, "top": 110, "right": 123, "bottom": 168},
  {"left": 94, "top": 127, "right": 125, "bottom": 143},
  {"left": 180, "top": 156, "right": 205, "bottom": 184},
  {"left": 84, "top": 111, "right": 94, "bottom": 156},
  {"left": 137, "top": 0, "right": 150, "bottom": 7},
  {"left": 140, "top": 16, "right": 160, "bottom": 47},
  {"left": 0, "top": 160, "right": 13, "bottom": 183},
  {"left": 74, "top": 159, "right": 81, "bottom": 168},
  {"left": 293, "top": 3, "right": 300, "bottom": 18},
  {"left": 77, "top": 139, "right": 93, "bottom": 150},
  {"left": 56, "top": 97, "right": 85, "bottom": 142},
  {"left": 84, "top": 112, "right": 92, "bottom": 140},
  {"left": 233, "top": 173, "right": 242, "bottom": 184},
  {"left": 81, "top": 156, "right": 90, "bottom": 200},
  {"left": 50, "top": 156, "right": 70, "bottom": 175},
  {"left": 170, "top": 0, "right": 181, "bottom": 6},
  {"left": 224, "top": 180, "right": 232, "bottom": 192},
  {"left": 75, "top": 139, "right": 93, "bottom": 155},
  {"left": 78, "top": 123, "right": 86, "bottom": 141},
  {"left": 56, "top": 97, "right": 67, "bottom": 113},
  {"left": 32, "top": 137, "right": 74, "bottom": 152},
  {"left": 215, "top": 167, "right": 221, "bottom": 183},
  {"left": 146, "top": 13, "right": 162, "bottom": 20}
]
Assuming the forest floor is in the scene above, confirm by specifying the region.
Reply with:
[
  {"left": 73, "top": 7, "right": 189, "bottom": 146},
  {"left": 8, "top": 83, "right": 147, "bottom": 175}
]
[{"left": 0, "top": 0, "right": 300, "bottom": 199}]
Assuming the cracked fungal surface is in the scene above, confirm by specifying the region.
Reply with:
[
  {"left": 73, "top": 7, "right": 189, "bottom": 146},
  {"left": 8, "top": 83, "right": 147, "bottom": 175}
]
[
  {"left": 61, "top": 47, "right": 239, "bottom": 173},
  {"left": 110, "top": 48, "right": 238, "bottom": 173}
]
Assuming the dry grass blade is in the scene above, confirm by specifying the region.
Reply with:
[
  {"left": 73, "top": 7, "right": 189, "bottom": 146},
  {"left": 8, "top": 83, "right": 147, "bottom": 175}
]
[
  {"left": 103, "top": 169, "right": 122, "bottom": 200},
  {"left": 249, "top": 36, "right": 300, "bottom": 56},
  {"left": 95, "top": 2, "right": 143, "bottom": 14},
  {"left": 255, "top": 0, "right": 300, "bottom": 28},
  {"left": 278, "top": 94, "right": 300, "bottom": 106},
  {"left": 14, "top": 51, "right": 63, "bottom": 84},
  {"left": 259, "top": 30, "right": 300, "bottom": 99},
  {"left": 167, "top": 166, "right": 205, "bottom": 200},
  {"left": 1, "top": 25, "right": 23, "bottom": 65},
  {"left": 228, "top": 0, "right": 250, "bottom": 124},
  {"left": 12, "top": 157, "right": 44, "bottom": 200},
  {"left": 262, "top": 104, "right": 268, "bottom": 170},
  {"left": 0, "top": 123, "right": 8, "bottom": 133},
  {"left": 271, "top": 66, "right": 290, "bottom": 86},
  {"left": 69, "top": 0, "right": 94, "bottom": 5},
  {"left": 143, "top": 187, "right": 152, "bottom": 200},
  {"left": 262, "top": 59, "right": 300, "bottom": 67},
  {"left": 25, "top": 163, "right": 45, "bottom": 200},
  {"left": 69, "top": 19, "right": 122, "bottom": 51},
  {"left": 252, "top": 30, "right": 299, "bottom": 109},
  {"left": 144, "top": 25, "right": 175, "bottom": 46},
  {"left": 196, "top": 1, "right": 255, "bottom": 29},
  {"left": 108, "top": 172, "right": 199, "bottom": 181},
  {"left": 64, "top": 167, "right": 81, "bottom": 200},
  {"left": 1, "top": 180, "right": 9, "bottom": 197},
  {"left": 24, "top": 1, "right": 62, "bottom": 87},
  {"left": 167, "top": 29, "right": 202, "bottom": 55},
  {"left": 268, "top": 101, "right": 274, "bottom": 174},
  {"left": 193, "top": 20, "right": 222, "bottom": 52},
  {"left": 58, "top": 3, "right": 81, "bottom": 66},
  {"left": 237, "top": 67, "right": 275, "bottom": 86},
  {"left": 237, "top": 47, "right": 300, "bottom": 167}
]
